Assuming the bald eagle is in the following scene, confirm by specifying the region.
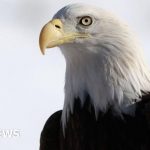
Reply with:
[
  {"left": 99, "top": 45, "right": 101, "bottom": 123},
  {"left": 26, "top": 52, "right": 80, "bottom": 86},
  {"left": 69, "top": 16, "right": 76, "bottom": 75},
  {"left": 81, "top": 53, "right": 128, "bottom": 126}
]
[{"left": 39, "top": 3, "right": 150, "bottom": 150}]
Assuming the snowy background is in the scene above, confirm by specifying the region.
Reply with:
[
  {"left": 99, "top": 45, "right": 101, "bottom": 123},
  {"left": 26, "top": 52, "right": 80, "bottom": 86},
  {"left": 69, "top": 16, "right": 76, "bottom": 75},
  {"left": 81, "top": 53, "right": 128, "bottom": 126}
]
[{"left": 0, "top": 0, "right": 150, "bottom": 149}]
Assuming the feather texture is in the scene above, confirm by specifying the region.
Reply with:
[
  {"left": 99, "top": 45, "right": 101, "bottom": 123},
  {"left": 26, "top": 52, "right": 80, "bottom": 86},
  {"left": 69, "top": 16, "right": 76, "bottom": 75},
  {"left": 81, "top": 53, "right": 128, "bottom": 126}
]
[{"left": 40, "top": 94, "right": 150, "bottom": 150}]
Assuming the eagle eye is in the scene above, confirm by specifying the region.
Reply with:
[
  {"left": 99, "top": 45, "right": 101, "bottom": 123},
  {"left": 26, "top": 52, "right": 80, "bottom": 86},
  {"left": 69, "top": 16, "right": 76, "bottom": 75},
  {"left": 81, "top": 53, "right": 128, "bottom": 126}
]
[{"left": 79, "top": 16, "right": 93, "bottom": 26}]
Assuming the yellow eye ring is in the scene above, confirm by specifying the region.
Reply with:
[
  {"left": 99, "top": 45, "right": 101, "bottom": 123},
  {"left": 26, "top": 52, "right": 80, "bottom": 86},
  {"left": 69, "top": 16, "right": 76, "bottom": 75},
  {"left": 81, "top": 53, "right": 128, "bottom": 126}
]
[{"left": 79, "top": 16, "right": 93, "bottom": 26}]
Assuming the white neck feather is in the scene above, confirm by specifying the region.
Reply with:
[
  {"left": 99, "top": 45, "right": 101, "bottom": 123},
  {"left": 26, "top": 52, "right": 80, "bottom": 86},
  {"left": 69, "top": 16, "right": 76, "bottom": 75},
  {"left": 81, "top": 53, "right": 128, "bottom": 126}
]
[{"left": 59, "top": 28, "right": 150, "bottom": 130}]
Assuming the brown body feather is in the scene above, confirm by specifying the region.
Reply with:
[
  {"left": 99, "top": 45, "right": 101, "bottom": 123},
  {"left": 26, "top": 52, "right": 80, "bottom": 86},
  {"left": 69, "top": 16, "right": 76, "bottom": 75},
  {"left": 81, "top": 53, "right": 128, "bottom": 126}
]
[{"left": 40, "top": 94, "right": 150, "bottom": 150}]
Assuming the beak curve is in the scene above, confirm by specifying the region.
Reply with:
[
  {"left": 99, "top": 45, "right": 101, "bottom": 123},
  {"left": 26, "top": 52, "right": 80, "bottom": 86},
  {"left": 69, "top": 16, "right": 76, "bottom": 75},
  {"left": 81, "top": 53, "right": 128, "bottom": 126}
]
[
  {"left": 39, "top": 19, "right": 89, "bottom": 55},
  {"left": 39, "top": 19, "right": 64, "bottom": 55}
]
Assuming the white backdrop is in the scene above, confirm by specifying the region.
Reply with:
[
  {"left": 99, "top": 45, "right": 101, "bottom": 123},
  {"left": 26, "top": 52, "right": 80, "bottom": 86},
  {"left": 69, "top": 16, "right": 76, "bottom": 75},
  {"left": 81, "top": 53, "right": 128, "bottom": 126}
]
[{"left": 0, "top": 0, "right": 150, "bottom": 149}]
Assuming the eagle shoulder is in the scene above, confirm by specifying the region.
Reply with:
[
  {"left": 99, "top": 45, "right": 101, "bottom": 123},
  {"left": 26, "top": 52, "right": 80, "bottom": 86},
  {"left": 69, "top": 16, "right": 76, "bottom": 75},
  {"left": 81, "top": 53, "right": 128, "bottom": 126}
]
[{"left": 40, "top": 110, "right": 62, "bottom": 150}]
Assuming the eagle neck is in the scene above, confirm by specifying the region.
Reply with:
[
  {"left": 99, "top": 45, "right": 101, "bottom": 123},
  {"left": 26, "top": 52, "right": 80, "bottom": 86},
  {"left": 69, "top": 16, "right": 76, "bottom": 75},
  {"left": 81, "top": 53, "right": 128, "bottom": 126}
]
[{"left": 60, "top": 44, "right": 150, "bottom": 130}]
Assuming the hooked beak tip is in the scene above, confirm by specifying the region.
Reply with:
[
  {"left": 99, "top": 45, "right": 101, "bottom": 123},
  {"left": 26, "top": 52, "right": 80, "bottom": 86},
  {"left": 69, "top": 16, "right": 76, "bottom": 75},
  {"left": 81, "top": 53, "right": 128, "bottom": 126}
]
[{"left": 40, "top": 47, "right": 45, "bottom": 55}]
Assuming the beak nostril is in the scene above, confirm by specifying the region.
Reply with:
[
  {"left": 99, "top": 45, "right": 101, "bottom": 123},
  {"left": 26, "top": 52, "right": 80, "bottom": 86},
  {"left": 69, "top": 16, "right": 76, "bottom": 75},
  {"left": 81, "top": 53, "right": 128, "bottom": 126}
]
[{"left": 55, "top": 25, "right": 61, "bottom": 29}]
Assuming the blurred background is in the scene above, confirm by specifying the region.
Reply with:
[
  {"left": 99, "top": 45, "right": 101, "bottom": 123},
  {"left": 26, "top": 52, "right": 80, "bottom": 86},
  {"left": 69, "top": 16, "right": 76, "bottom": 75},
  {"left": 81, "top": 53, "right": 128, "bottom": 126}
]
[{"left": 0, "top": 0, "right": 150, "bottom": 149}]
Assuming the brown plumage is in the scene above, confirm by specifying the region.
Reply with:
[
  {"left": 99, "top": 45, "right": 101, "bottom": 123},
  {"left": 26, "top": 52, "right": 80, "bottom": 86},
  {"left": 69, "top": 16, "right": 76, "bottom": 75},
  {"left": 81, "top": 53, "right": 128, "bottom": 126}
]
[{"left": 40, "top": 94, "right": 150, "bottom": 150}]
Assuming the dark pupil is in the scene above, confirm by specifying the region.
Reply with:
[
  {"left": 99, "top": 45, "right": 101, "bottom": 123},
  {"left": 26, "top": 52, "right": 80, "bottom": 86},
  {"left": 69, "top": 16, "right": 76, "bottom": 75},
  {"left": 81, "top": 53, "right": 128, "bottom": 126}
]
[{"left": 85, "top": 19, "right": 88, "bottom": 22}]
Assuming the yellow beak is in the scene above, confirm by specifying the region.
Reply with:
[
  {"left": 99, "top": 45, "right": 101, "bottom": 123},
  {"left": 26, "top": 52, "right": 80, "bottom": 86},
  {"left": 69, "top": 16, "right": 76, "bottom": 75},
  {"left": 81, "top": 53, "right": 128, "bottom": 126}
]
[{"left": 39, "top": 19, "right": 89, "bottom": 55}]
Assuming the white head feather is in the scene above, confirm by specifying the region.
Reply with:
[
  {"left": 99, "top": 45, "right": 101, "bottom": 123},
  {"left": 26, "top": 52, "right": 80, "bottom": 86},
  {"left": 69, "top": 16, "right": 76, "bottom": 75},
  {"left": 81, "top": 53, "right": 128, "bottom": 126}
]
[{"left": 53, "top": 3, "right": 150, "bottom": 128}]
